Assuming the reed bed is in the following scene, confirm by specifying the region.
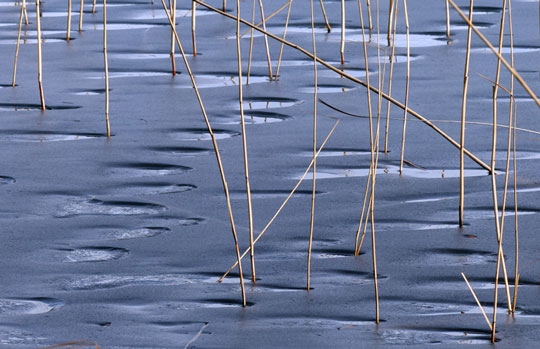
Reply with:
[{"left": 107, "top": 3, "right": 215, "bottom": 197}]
[{"left": 4, "top": 0, "right": 540, "bottom": 344}]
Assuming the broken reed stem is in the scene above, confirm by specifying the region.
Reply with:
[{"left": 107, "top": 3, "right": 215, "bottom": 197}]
[
  {"left": 92, "top": 0, "right": 97, "bottom": 14},
  {"left": 192, "top": 0, "right": 197, "bottom": 57},
  {"left": 194, "top": 0, "right": 492, "bottom": 172},
  {"left": 398, "top": 0, "right": 410, "bottom": 175},
  {"left": 67, "top": 0, "right": 72, "bottom": 40},
  {"left": 445, "top": 0, "right": 450, "bottom": 38},
  {"left": 383, "top": 0, "right": 398, "bottom": 154},
  {"left": 103, "top": 0, "right": 110, "bottom": 137},
  {"left": 340, "top": 0, "right": 345, "bottom": 64},
  {"left": 275, "top": 0, "right": 293, "bottom": 80},
  {"left": 258, "top": 0, "right": 274, "bottom": 79},
  {"left": 366, "top": 0, "right": 373, "bottom": 30},
  {"left": 307, "top": 0, "right": 318, "bottom": 291},
  {"left": 319, "top": 0, "right": 331, "bottom": 32},
  {"left": 246, "top": 0, "right": 256, "bottom": 84},
  {"left": 36, "top": 0, "right": 45, "bottom": 110},
  {"left": 235, "top": 0, "right": 256, "bottom": 284},
  {"left": 354, "top": 172, "right": 372, "bottom": 255},
  {"left": 23, "top": 0, "right": 28, "bottom": 25},
  {"left": 219, "top": 120, "right": 340, "bottom": 282},
  {"left": 79, "top": 0, "right": 84, "bottom": 31},
  {"left": 386, "top": 0, "right": 394, "bottom": 46},
  {"left": 160, "top": 0, "right": 246, "bottom": 306},
  {"left": 12, "top": 1, "right": 25, "bottom": 87},
  {"left": 459, "top": 0, "right": 474, "bottom": 227},
  {"left": 447, "top": 0, "right": 540, "bottom": 108},
  {"left": 461, "top": 273, "right": 493, "bottom": 331}
]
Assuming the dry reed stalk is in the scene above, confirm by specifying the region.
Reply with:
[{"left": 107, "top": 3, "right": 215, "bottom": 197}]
[
  {"left": 192, "top": 0, "right": 197, "bottom": 57},
  {"left": 235, "top": 0, "right": 256, "bottom": 284},
  {"left": 223, "top": 0, "right": 226, "bottom": 11},
  {"left": 445, "top": 0, "right": 450, "bottom": 38},
  {"left": 36, "top": 0, "right": 45, "bottom": 110},
  {"left": 23, "top": 0, "right": 28, "bottom": 25},
  {"left": 45, "top": 340, "right": 100, "bottom": 348},
  {"left": 12, "top": 2, "right": 25, "bottom": 87},
  {"left": 79, "top": 0, "right": 84, "bottom": 31},
  {"left": 340, "top": 0, "right": 345, "bottom": 64},
  {"left": 169, "top": 0, "right": 177, "bottom": 74},
  {"left": 307, "top": 0, "right": 318, "bottom": 291},
  {"left": 194, "top": 0, "right": 493, "bottom": 172},
  {"left": 353, "top": 0, "right": 375, "bottom": 254},
  {"left": 219, "top": 120, "right": 340, "bottom": 282},
  {"left": 366, "top": 0, "right": 373, "bottom": 30},
  {"left": 160, "top": 0, "right": 246, "bottom": 306},
  {"left": 386, "top": 0, "right": 394, "bottom": 46},
  {"left": 383, "top": 0, "right": 398, "bottom": 154},
  {"left": 461, "top": 273, "right": 493, "bottom": 331},
  {"left": 459, "top": 0, "right": 473, "bottom": 227},
  {"left": 447, "top": 0, "right": 540, "bottom": 108},
  {"left": 246, "top": 0, "right": 256, "bottom": 84},
  {"left": 103, "top": 0, "right": 110, "bottom": 137},
  {"left": 258, "top": 0, "right": 274, "bottom": 79},
  {"left": 491, "top": 3, "right": 513, "bottom": 337},
  {"left": 274, "top": 0, "right": 293, "bottom": 80},
  {"left": 398, "top": 0, "right": 410, "bottom": 175},
  {"left": 319, "top": 0, "right": 331, "bottom": 32},
  {"left": 67, "top": 0, "right": 72, "bottom": 40},
  {"left": 241, "top": 0, "right": 292, "bottom": 38},
  {"left": 92, "top": 0, "right": 96, "bottom": 14}
]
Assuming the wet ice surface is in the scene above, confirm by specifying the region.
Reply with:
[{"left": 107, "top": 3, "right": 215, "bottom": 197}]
[{"left": 2, "top": 0, "right": 540, "bottom": 347}]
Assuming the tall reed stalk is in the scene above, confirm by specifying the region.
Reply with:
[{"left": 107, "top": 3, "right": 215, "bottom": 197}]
[
  {"left": 192, "top": 0, "right": 197, "bottom": 57},
  {"left": 36, "top": 0, "right": 45, "bottom": 110},
  {"left": 258, "top": 0, "right": 274, "bottom": 79},
  {"left": 275, "top": 0, "right": 294, "bottom": 80},
  {"left": 12, "top": 0, "right": 25, "bottom": 87},
  {"left": 160, "top": 0, "right": 246, "bottom": 306},
  {"left": 383, "top": 0, "right": 398, "bottom": 154},
  {"left": 307, "top": 0, "right": 318, "bottom": 291},
  {"left": 170, "top": 0, "right": 177, "bottom": 74},
  {"left": 386, "top": 0, "right": 394, "bottom": 46},
  {"left": 103, "top": 0, "right": 110, "bottom": 137},
  {"left": 246, "top": 0, "right": 256, "bottom": 84},
  {"left": 459, "top": 0, "right": 474, "bottom": 227},
  {"left": 398, "top": 0, "right": 410, "bottom": 175},
  {"left": 67, "top": 0, "right": 72, "bottom": 40},
  {"left": 79, "top": 0, "right": 84, "bottom": 31},
  {"left": 319, "top": 0, "right": 331, "bottom": 32},
  {"left": 445, "top": 0, "right": 450, "bottom": 38},
  {"left": 340, "top": 0, "right": 345, "bottom": 64},
  {"left": 235, "top": 0, "right": 256, "bottom": 284}
]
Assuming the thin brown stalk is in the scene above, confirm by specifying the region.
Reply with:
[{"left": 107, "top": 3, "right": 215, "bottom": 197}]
[
  {"left": 461, "top": 273, "right": 493, "bottom": 331},
  {"left": 386, "top": 0, "right": 394, "bottom": 46},
  {"left": 246, "top": 0, "right": 256, "bottom": 84},
  {"left": 79, "top": 0, "right": 84, "bottom": 31},
  {"left": 160, "top": 0, "right": 246, "bottom": 306},
  {"left": 319, "top": 0, "right": 331, "bottom": 32},
  {"left": 445, "top": 0, "right": 450, "bottom": 38},
  {"left": 170, "top": 0, "right": 177, "bottom": 74},
  {"left": 219, "top": 120, "right": 340, "bottom": 282},
  {"left": 235, "top": 0, "right": 256, "bottom": 284},
  {"left": 275, "top": 0, "right": 293, "bottom": 80},
  {"left": 398, "top": 0, "right": 410, "bottom": 175},
  {"left": 459, "top": 0, "right": 473, "bottom": 227},
  {"left": 104, "top": 0, "right": 110, "bottom": 137},
  {"left": 92, "top": 0, "right": 97, "bottom": 14},
  {"left": 223, "top": 0, "right": 226, "bottom": 11},
  {"left": 340, "top": 0, "right": 345, "bottom": 64},
  {"left": 12, "top": 2, "right": 24, "bottom": 87},
  {"left": 23, "top": 0, "right": 28, "bottom": 25},
  {"left": 67, "top": 0, "right": 72, "bottom": 40},
  {"left": 192, "top": 0, "right": 197, "bottom": 57},
  {"left": 447, "top": 0, "right": 540, "bottom": 108},
  {"left": 353, "top": 0, "right": 374, "bottom": 255},
  {"left": 307, "top": 0, "right": 318, "bottom": 291},
  {"left": 366, "top": 0, "right": 373, "bottom": 30},
  {"left": 36, "top": 0, "right": 45, "bottom": 110},
  {"left": 194, "top": 0, "right": 492, "bottom": 172},
  {"left": 258, "top": 0, "right": 274, "bottom": 79},
  {"left": 383, "top": 0, "right": 398, "bottom": 154}
]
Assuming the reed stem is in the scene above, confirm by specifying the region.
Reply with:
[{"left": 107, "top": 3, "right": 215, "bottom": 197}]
[
  {"left": 160, "top": 0, "right": 246, "bottom": 306},
  {"left": 67, "top": 0, "right": 72, "bottom": 40},
  {"left": 258, "top": 0, "right": 274, "bottom": 79},
  {"left": 192, "top": 0, "right": 197, "bottom": 57},
  {"left": 445, "top": 0, "right": 450, "bottom": 38},
  {"left": 462, "top": 273, "right": 493, "bottom": 330},
  {"left": 340, "top": 0, "right": 345, "bottom": 64},
  {"left": 36, "top": 0, "right": 45, "bottom": 110},
  {"left": 275, "top": 0, "right": 293, "bottom": 80},
  {"left": 103, "top": 0, "right": 110, "bottom": 137},
  {"left": 383, "top": 0, "right": 398, "bottom": 154},
  {"left": 12, "top": 2, "right": 24, "bottom": 87},
  {"left": 319, "top": 0, "right": 331, "bottom": 32},
  {"left": 246, "top": 0, "right": 256, "bottom": 84},
  {"left": 459, "top": 0, "right": 474, "bottom": 227},
  {"left": 79, "top": 0, "right": 84, "bottom": 31},
  {"left": 398, "top": 0, "right": 410, "bottom": 175}
]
